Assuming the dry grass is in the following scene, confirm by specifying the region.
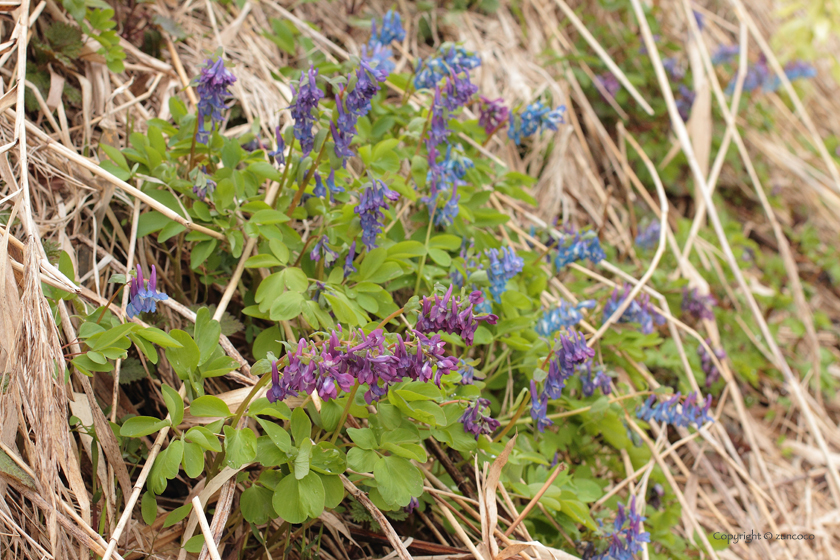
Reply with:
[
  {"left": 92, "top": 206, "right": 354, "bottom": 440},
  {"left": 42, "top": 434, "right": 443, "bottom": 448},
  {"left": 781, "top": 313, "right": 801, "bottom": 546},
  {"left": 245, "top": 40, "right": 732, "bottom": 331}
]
[{"left": 1, "top": 0, "right": 839, "bottom": 558}]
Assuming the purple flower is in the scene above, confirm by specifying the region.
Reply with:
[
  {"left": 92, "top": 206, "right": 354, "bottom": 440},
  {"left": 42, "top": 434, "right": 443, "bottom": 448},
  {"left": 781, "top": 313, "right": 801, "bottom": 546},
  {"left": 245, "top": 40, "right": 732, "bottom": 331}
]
[
  {"left": 486, "top": 247, "right": 524, "bottom": 302},
  {"left": 192, "top": 167, "right": 216, "bottom": 200},
  {"left": 726, "top": 56, "right": 769, "bottom": 94},
  {"left": 416, "top": 285, "right": 498, "bottom": 346},
  {"left": 544, "top": 329, "right": 594, "bottom": 399},
  {"left": 693, "top": 10, "right": 705, "bottom": 31},
  {"left": 442, "top": 71, "right": 478, "bottom": 111},
  {"left": 195, "top": 56, "right": 237, "bottom": 143},
  {"left": 676, "top": 85, "right": 696, "bottom": 122},
  {"left": 603, "top": 283, "right": 664, "bottom": 335},
  {"left": 598, "top": 496, "right": 650, "bottom": 559},
  {"left": 459, "top": 398, "right": 500, "bottom": 439},
  {"left": 478, "top": 96, "right": 509, "bottom": 135},
  {"left": 529, "top": 380, "right": 553, "bottom": 432},
  {"left": 428, "top": 86, "right": 451, "bottom": 148},
  {"left": 291, "top": 65, "right": 325, "bottom": 158},
  {"left": 404, "top": 497, "right": 419, "bottom": 514},
  {"left": 458, "top": 359, "right": 482, "bottom": 385},
  {"left": 762, "top": 59, "right": 817, "bottom": 93},
  {"left": 313, "top": 169, "right": 344, "bottom": 202},
  {"left": 343, "top": 241, "right": 357, "bottom": 278},
  {"left": 267, "top": 359, "right": 290, "bottom": 403},
  {"left": 662, "top": 57, "right": 684, "bottom": 81},
  {"left": 553, "top": 228, "right": 605, "bottom": 269},
  {"left": 267, "top": 125, "right": 285, "bottom": 165},
  {"left": 580, "top": 362, "right": 611, "bottom": 397},
  {"left": 712, "top": 44, "right": 740, "bottom": 66},
  {"left": 634, "top": 221, "right": 661, "bottom": 250},
  {"left": 435, "top": 187, "right": 461, "bottom": 227},
  {"left": 698, "top": 339, "right": 726, "bottom": 387},
  {"left": 310, "top": 235, "right": 339, "bottom": 266},
  {"left": 346, "top": 62, "right": 385, "bottom": 117},
  {"left": 596, "top": 72, "right": 621, "bottom": 99},
  {"left": 636, "top": 391, "right": 713, "bottom": 428},
  {"left": 681, "top": 288, "right": 716, "bottom": 321},
  {"left": 355, "top": 179, "right": 399, "bottom": 250},
  {"left": 126, "top": 264, "right": 168, "bottom": 318}
]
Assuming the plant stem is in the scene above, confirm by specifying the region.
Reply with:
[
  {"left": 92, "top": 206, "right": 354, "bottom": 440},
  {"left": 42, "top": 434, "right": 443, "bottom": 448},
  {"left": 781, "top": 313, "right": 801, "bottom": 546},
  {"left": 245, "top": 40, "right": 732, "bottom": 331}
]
[
  {"left": 96, "top": 284, "right": 127, "bottom": 324},
  {"left": 413, "top": 209, "right": 436, "bottom": 294},
  {"left": 329, "top": 382, "right": 359, "bottom": 445},
  {"left": 375, "top": 306, "right": 405, "bottom": 329},
  {"left": 493, "top": 396, "right": 528, "bottom": 442}
]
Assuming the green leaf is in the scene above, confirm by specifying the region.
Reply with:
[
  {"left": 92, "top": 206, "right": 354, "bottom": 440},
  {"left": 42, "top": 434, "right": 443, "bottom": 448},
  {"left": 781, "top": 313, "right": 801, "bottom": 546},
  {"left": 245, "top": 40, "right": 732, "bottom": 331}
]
[
  {"left": 193, "top": 307, "right": 222, "bottom": 366},
  {"left": 270, "top": 290, "right": 305, "bottom": 321},
  {"left": 347, "top": 428, "right": 377, "bottom": 450},
  {"left": 357, "top": 248, "right": 386, "bottom": 281},
  {"left": 249, "top": 397, "right": 292, "bottom": 420},
  {"left": 245, "top": 253, "right": 282, "bottom": 268},
  {"left": 189, "top": 396, "right": 231, "bottom": 418},
  {"left": 427, "top": 248, "right": 451, "bottom": 266},
  {"left": 382, "top": 442, "right": 427, "bottom": 463},
  {"left": 429, "top": 234, "right": 462, "bottom": 251},
  {"left": 136, "top": 327, "right": 182, "bottom": 348},
  {"left": 86, "top": 323, "right": 137, "bottom": 352},
  {"left": 295, "top": 438, "right": 312, "bottom": 480},
  {"left": 190, "top": 240, "right": 217, "bottom": 270},
  {"left": 560, "top": 499, "right": 597, "bottom": 530},
  {"left": 387, "top": 240, "right": 426, "bottom": 258},
  {"left": 165, "top": 330, "right": 200, "bottom": 381},
  {"left": 273, "top": 472, "right": 325, "bottom": 524},
  {"left": 163, "top": 503, "right": 192, "bottom": 528},
  {"left": 347, "top": 447, "right": 379, "bottom": 473},
  {"left": 373, "top": 456, "right": 423, "bottom": 507},
  {"left": 120, "top": 416, "right": 170, "bottom": 438},
  {"left": 185, "top": 426, "right": 222, "bottom": 452},
  {"left": 182, "top": 441, "right": 205, "bottom": 478},
  {"left": 223, "top": 426, "right": 257, "bottom": 469},
  {"left": 241, "top": 485, "right": 276, "bottom": 525},
  {"left": 141, "top": 491, "right": 157, "bottom": 525},
  {"left": 161, "top": 384, "right": 184, "bottom": 426},
  {"left": 291, "top": 407, "right": 311, "bottom": 445},
  {"left": 256, "top": 418, "right": 292, "bottom": 452},
  {"left": 310, "top": 442, "right": 347, "bottom": 475},
  {"left": 250, "top": 209, "right": 290, "bottom": 225},
  {"left": 319, "top": 474, "right": 345, "bottom": 508}
]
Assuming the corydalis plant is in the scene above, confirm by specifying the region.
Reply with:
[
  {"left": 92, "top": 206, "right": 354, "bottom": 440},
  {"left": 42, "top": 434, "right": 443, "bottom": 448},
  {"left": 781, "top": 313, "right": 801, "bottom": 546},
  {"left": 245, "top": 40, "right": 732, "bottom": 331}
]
[
  {"left": 553, "top": 228, "right": 606, "bottom": 269},
  {"left": 195, "top": 56, "right": 236, "bottom": 143},
  {"left": 290, "top": 65, "right": 325, "bottom": 157},
  {"left": 485, "top": 247, "right": 524, "bottom": 302},
  {"left": 534, "top": 299, "right": 594, "bottom": 337},
  {"left": 415, "top": 286, "right": 497, "bottom": 346},
  {"left": 126, "top": 264, "right": 168, "bottom": 318},
  {"left": 507, "top": 100, "right": 566, "bottom": 145},
  {"left": 636, "top": 391, "right": 713, "bottom": 429},
  {"left": 355, "top": 179, "right": 399, "bottom": 250},
  {"left": 603, "top": 284, "right": 664, "bottom": 335}
]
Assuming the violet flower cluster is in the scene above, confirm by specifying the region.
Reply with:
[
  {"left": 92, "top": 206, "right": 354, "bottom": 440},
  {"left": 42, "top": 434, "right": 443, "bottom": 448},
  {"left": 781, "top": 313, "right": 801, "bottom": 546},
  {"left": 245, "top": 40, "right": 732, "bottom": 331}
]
[
  {"left": 698, "top": 340, "right": 726, "bottom": 387},
  {"left": 343, "top": 241, "right": 357, "bottom": 278},
  {"left": 534, "top": 299, "right": 595, "bottom": 337},
  {"left": 126, "top": 265, "right": 168, "bottom": 318},
  {"left": 603, "top": 284, "right": 664, "bottom": 335},
  {"left": 267, "top": 327, "right": 460, "bottom": 404},
  {"left": 458, "top": 359, "right": 482, "bottom": 385},
  {"left": 596, "top": 72, "right": 621, "bottom": 99},
  {"left": 636, "top": 391, "right": 713, "bottom": 429},
  {"left": 460, "top": 398, "right": 500, "bottom": 439},
  {"left": 290, "top": 65, "right": 325, "bottom": 158},
  {"left": 310, "top": 235, "right": 339, "bottom": 266},
  {"left": 529, "top": 329, "right": 595, "bottom": 432},
  {"left": 724, "top": 54, "right": 816, "bottom": 94},
  {"left": 681, "top": 288, "right": 716, "bottom": 321},
  {"left": 267, "top": 125, "right": 285, "bottom": 166},
  {"left": 426, "top": 145, "right": 474, "bottom": 226},
  {"left": 595, "top": 496, "right": 651, "bottom": 560},
  {"left": 355, "top": 179, "right": 399, "bottom": 250},
  {"left": 195, "top": 56, "right": 237, "bottom": 143},
  {"left": 485, "top": 247, "right": 524, "bottom": 302},
  {"left": 415, "top": 285, "right": 498, "bottom": 346},
  {"left": 507, "top": 100, "right": 566, "bottom": 145},
  {"left": 553, "top": 228, "right": 606, "bottom": 269},
  {"left": 478, "top": 96, "right": 509, "bottom": 135},
  {"left": 580, "top": 362, "right": 612, "bottom": 398},
  {"left": 634, "top": 221, "right": 661, "bottom": 250},
  {"left": 313, "top": 169, "right": 344, "bottom": 202}
]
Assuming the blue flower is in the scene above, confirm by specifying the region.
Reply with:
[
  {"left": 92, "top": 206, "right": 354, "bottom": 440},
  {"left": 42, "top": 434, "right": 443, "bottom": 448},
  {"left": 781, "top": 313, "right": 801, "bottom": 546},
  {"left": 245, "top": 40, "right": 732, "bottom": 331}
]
[
  {"left": 435, "top": 187, "right": 461, "bottom": 227},
  {"left": 636, "top": 391, "right": 713, "bottom": 428},
  {"left": 507, "top": 100, "right": 567, "bottom": 144},
  {"left": 529, "top": 380, "right": 553, "bottom": 432},
  {"left": 458, "top": 359, "right": 482, "bottom": 385},
  {"left": 313, "top": 169, "right": 344, "bottom": 202},
  {"left": 485, "top": 247, "right": 524, "bottom": 302},
  {"left": 544, "top": 329, "right": 594, "bottom": 399},
  {"left": 634, "top": 221, "right": 660, "bottom": 250},
  {"left": 195, "top": 56, "right": 237, "bottom": 144},
  {"left": 343, "top": 241, "right": 358, "bottom": 278},
  {"left": 267, "top": 125, "right": 285, "bottom": 165},
  {"left": 126, "top": 265, "right": 168, "bottom": 318},
  {"left": 291, "top": 65, "right": 325, "bottom": 157},
  {"left": 603, "top": 283, "right": 664, "bottom": 335},
  {"left": 535, "top": 299, "right": 594, "bottom": 337},
  {"left": 414, "top": 44, "right": 480, "bottom": 90},
  {"left": 370, "top": 10, "right": 405, "bottom": 47},
  {"left": 712, "top": 44, "right": 739, "bottom": 66},
  {"left": 553, "top": 228, "right": 605, "bottom": 269},
  {"left": 681, "top": 288, "right": 717, "bottom": 321},
  {"left": 595, "top": 496, "right": 651, "bottom": 559},
  {"left": 355, "top": 179, "right": 399, "bottom": 250}
]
